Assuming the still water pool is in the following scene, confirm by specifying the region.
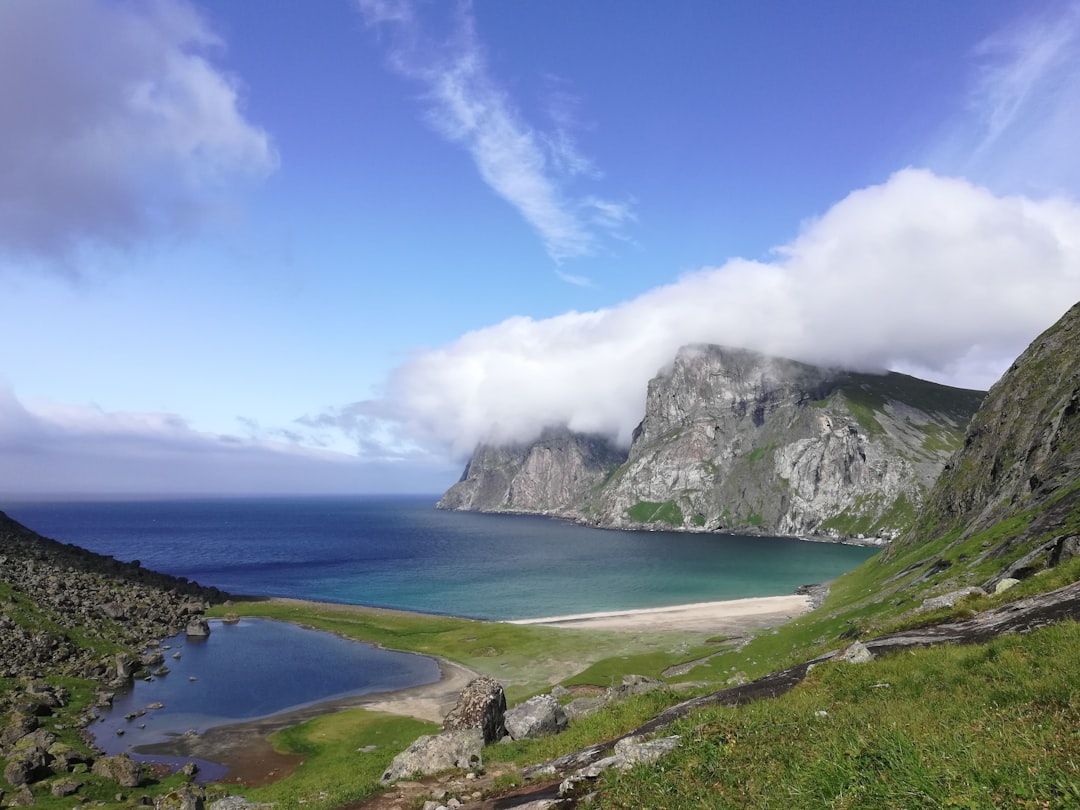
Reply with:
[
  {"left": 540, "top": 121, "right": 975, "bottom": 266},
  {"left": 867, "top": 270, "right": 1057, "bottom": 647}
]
[{"left": 91, "top": 618, "right": 440, "bottom": 775}]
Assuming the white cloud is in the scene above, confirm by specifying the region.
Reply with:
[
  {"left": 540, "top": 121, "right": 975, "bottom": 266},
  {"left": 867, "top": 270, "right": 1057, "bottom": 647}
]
[
  {"left": 0, "top": 0, "right": 277, "bottom": 268},
  {"left": 356, "top": 0, "right": 632, "bottom": 261},
  {"left": 931, "top": 3, "right": 1080, "bottom": 196},
  {"left": 356, "top": 170, "right": 1080, "bottom": 458},
  {"left": 0, "top": 386, "right": 453, "bottom": 496}
]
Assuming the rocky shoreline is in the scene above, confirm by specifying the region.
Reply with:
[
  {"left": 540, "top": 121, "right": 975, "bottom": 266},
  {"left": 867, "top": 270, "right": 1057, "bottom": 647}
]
[{"left": 0, "top": 510, "right": 230, "bottom": 805}]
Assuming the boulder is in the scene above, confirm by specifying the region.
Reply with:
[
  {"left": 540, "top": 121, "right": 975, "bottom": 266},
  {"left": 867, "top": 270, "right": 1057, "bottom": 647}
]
[
  {"left": 155, "top": 784, "right": 206, "bottom": 810},
  {"left": 838, "top": 640, "right": 874, "bottom": 664},
  {"left": 504, "top": 695, "right": 567, "bottom": 741},
  {"left": 185, "top": 618, "right": 211, "bottom": 638},
  {"left": 49, "top": 776, "right": 83, "bottom": 797},
  {"left": 380, "top": 729, "right": 484, "bottom": 784},
  {"left": 558, "top": 735, "right": 681, "bottom": 798},
  {"left": 91, "top": 753, "right": 143, "bottom": 787},
  {"left": 4, "top": 747, "right": 48, "bottom": 786},
  {"left": 995, "top": 578, "right": 1021, "bottom": 595},
  {"left": 611, "top": 674, "right": 666, "bottom": 699},
  {"left": 919, "top": 587, "right": 986, "bottom": 612},
  {"left": 442, "top": 676, "right": 506, "bottom": 744},
  {"left": 1, "top": 712, "right": 39, "bottom": 749}
]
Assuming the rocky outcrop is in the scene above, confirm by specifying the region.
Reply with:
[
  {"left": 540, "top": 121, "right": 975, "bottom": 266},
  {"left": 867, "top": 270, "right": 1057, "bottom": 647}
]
[
  {"left": 438, "top": 427, "right": 626, "bottom": 514},
  {"left": 0, "top": 511, "right": 225, "bottom": 682},
  {"left": 890, "top": 301, "right": 1080, "bottom": 568},
  {"left": 440, "top": 346, "right": 983, "bottom": 541},
  {"left": 380, "top": 729, "right": 484, "bottom": 784},
  {"left": 504, "top": 694, "right": 567, "bottom": 740},
  {"left": 0, "top": 512, "right": 227, "bottom": 801},
  {"left": 442, "top": 676, "right": 506, "bottom": 744}
]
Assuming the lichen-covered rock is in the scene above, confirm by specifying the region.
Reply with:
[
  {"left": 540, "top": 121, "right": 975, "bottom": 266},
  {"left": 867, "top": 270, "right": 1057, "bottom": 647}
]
[
  {"left": 380, "top": 729, "right": 483, "bottom": 784},
  {"left": 838, "top": 641, "right": 874, "bottom": 664},
  {"left": 49, "top": 777, "right": 83, "bottom": 797},
  {"left": 504, "top": 694, "right": 567, "bottom": 740},
  {"left": 919, "top": 587, "right": 987, "bottom": 612},
  {"left": 155, "top": 784, "right": 206, "bottom": 810},
  {"left": 442, "top": 676, "right": 506, "bottom": 744},
  {"left": 91, "top": 753, "right": 143, "bottom": 787}
]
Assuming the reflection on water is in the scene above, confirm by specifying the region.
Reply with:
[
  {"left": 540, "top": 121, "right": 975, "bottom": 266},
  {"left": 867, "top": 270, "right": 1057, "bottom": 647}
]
[{"left": 92, "top": 618, "right": 440, "bottom": 774}]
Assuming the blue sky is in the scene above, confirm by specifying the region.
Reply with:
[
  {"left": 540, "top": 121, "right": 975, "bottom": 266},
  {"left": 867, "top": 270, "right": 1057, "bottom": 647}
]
[{"left": 2, "top": 0, "right": 1080, "bottom": 497}]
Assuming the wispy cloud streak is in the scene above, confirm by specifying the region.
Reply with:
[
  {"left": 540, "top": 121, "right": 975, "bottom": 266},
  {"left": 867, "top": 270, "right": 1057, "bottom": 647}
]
[
  {"left": 932, "top": 3, "right": 1080, "bottom": 195},
  {"left": 355, "top": 0, "right": 633, "bottom": 262}
]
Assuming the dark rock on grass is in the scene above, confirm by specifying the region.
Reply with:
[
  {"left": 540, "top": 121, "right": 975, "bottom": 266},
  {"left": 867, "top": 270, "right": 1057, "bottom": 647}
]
[
  {"left": 91, "top": 752, "right": 143, "bottom": 787},
  {"left": 442, "top": 676, "right": 507, "bottom": 744}
]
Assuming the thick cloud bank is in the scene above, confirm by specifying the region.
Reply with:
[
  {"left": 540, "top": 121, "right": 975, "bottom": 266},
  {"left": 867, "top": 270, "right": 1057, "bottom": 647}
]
[
  {"left": 0, "top": 0, "right": 275, "bottom": 266},
  {"left": 368, "top": 170, "right": 1080, "bottom": 457}
]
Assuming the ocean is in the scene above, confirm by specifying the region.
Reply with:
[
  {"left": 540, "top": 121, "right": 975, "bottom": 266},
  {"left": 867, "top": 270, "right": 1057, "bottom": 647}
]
[{"left": 1, "top": 495, "right": 876, "bottom": 619}]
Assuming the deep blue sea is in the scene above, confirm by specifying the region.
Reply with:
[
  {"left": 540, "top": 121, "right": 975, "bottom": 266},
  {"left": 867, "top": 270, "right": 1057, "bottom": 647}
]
[{"left": 1, "top": 495, "right": 876, "bottom": 619}]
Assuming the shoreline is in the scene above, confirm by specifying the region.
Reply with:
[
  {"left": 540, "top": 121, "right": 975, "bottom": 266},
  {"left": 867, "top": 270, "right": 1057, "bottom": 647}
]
[
  {"left": 137, "top": 592, "right": 814, "bottom": 784},
  {"left": 507, "top": 593, "right": 812, "bottom": 632},
  {"left": 135, "top": 655, "right": 480, "bottom": 786}
]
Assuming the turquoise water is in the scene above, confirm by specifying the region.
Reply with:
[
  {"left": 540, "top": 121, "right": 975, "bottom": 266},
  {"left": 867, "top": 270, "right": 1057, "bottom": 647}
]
[{"left": 2, "top": 495, "right": 877, "bottom": 619}]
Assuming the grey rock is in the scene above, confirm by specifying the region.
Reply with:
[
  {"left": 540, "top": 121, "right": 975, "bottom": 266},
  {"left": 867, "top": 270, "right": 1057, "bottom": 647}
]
[
  {"left": 442, "top": 676, "right": 506, "bottom": 744},
  {"left": 995, "top": 577, "right": 1021, "bottom": 594},
  {"left": 563, "top": 695, "right": 605, "bottom": 721},
  {"left": 207, "top": 798, "right": 274, "bottom": 810},
  {"left": 185, "top": 618, "right": 211, "bottom": 638},
  {"left": 49, "top": 777, "right": 83, "bottom": 797},
  {"left": 91, "top": 753, "right": 143, "bottom": 787},
  {"left": 920, "top": 587, "right": 987, "bottom": 612},
  {"left": 380, "top": 729, "right": 484, "bottom": 784},
  {"left": 505, "top": 695, "right": 567, "bottom": 740},
  {"left": 558, "top": 735, "right": 681, "bottom": 797},
  {"left": 155, "top": 784, "right": 205, "bottom": 810},
  {"left": 438, "top": 427, "right": 625, "bottom": 514},
  {"left": 838, "top": 641, "right": 874, "bottom": 664}
]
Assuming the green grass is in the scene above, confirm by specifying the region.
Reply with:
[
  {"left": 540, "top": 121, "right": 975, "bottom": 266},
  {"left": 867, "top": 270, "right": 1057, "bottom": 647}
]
[
  {"left": 840, "top": 392, "right": 885, "bottom": 435},
  {"left": 626, "top": 500, "right": 684, "bottom": 527},
  {"left": 237, "top": 710, "right": 438, "bottom": 810},
  {"left": 486, "top": 689, "right": 683, "bottom": 769},
  {"left": 591, "top": 620, "right": 1080, "bottom": 810}
]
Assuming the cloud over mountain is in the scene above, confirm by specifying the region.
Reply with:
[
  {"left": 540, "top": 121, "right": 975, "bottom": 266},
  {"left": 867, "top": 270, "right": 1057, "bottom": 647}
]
[{"left": 354, "top": 170, "right": 1080, "bottom": 457}]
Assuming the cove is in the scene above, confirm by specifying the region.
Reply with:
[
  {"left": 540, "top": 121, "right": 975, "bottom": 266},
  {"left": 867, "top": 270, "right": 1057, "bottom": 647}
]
[{"left": 91, "top": 618, "right": 440, "bottom": 776}]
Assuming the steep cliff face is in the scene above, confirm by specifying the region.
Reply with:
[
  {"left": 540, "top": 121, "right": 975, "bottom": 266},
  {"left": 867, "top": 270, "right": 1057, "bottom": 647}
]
[
  {"left": 437, "top": 428, "right": 626, "bottom": 514},
  {"left": 439, "top": 345, "right": 984, "bottom": 540},
  {"left": 886, "top": 301, "right": 1080, "bottom": 577},
  {"left": 590, "top": 346, "right": 983, "bottom": 539}
]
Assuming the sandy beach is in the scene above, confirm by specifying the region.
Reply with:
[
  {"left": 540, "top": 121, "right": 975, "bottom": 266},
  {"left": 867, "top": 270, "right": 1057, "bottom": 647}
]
[{"left": 508, "top": 593, "right": 812, "bottom": 633}]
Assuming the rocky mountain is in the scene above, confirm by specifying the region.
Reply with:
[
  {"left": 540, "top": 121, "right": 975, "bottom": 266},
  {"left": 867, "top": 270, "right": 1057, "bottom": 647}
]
[
  {"left": 883, "top": 300, "right": 1080, "bottom": 584},
  {"left": 437, "top": 427, "right": 627, "bottom": 514},
  {"left": 439, "top": 346, "right": 985, "bottom": 541}
]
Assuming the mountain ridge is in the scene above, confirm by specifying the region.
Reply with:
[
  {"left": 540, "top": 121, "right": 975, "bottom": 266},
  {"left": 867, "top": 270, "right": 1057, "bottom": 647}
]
[{"left": 439, "top": 345, "right": 985, "bottom": 542}]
